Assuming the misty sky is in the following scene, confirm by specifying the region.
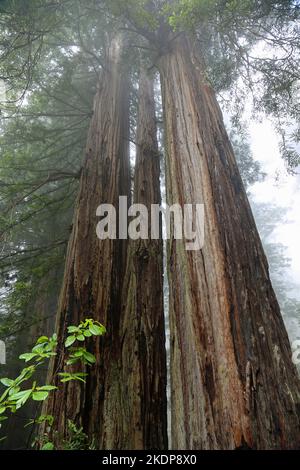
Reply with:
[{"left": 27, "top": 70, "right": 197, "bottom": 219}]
[{"left": 249, "top": 118, "right": 300, "bottom": 300}]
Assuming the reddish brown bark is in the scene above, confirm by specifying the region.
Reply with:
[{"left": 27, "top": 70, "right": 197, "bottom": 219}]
[
  {"left": 43, "top": 33, "right": 131, "bottom": 448},
  {"left": 119, "top": 69, "right": 168, "bottom": 449},
  {"left": 158, "top": 34, "right": 300, "bottom": 450}
]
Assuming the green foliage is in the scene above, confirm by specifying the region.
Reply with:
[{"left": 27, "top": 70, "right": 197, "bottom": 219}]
[
  {"left": 162, "top": 0, "right": 295, "bottom": 31},
  {"left": 41, "top": 442, "right": 55, "bottom": 451},
  {"left": 65, "top": 318, "right": 106, "bottom": 347},
  {"left": 107, "top": 0, "right": 159, "bottom": 31},
  {"left": 36, "top": 419, "right": 94, "bottom": 450},
  {"left": 0, "top": 333, "right": 58, "bottom": 415},
  {"left": 61, "top": 420, "right": 93, "bottom": 450},
  {"left": 0, "top": 1, "right": 104, "bottom": 360},
  {"left": 25, "top": 414, "right": 54, "bottom": 428},
  {"left": 58, "top": 372, "right": 88, "bottom": 383},
  {"left": 101, "top": 1, "right": 300, "bottom": 167},
  {"left": 0, "top": 318, "right": 106, "bottom": 447},
  {"left": 230, "top": 127, "right": 265, "bottom": 189},
  {"left": 164, "top": 0, "right": 216, "bottom": 30},
  {"left": 19, "top": 334, "right": 58, "bottom": 363}
]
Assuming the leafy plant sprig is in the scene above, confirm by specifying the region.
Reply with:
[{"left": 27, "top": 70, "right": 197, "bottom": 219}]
[{"left": 0, "top": 318, "right": 106, "bottom": 446}]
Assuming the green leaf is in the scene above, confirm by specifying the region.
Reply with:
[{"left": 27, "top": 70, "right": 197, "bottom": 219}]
[
  {"left": 72, "top": 349, "right": 84, "bottom": 357},
  {"left": 41, "top": 442, "right": 54, "bottom": 450},
  {"left": 0, "top": 388, "right": 9, "bottom": 403},
  {"left": 16, "top": 390, "right": 32, "bottom": 408},
  {"left": 83, "top": 330, "right": 92, "bottom": 337},
  {"left": 67, "top": 326, "right": 79, "bottom": 333},
  {"left": 9, "top": 389, "right": 32, "bottom": 401},
  {"left": 37, "top": 414, "right": 54, "bottom": 426},
  {"left": 25, "top": 414, "right": 54, "bottom": 428},
  {"left": 70, "top": 374, "right": 87, "bottom": 383},
  {"left": 16, "top": 366, "right": 35, "bottom": 383},
  {"left": 8, "top": 386, "right": 20, "bottom": 396},
  {"left": 19, "top": 353, "right": 36, "bottom": 362},
  {"left": 77, "top": 334, "right": 85, "bottom": 341},
  {"left": 83, "top": 351, "right": 96, "bottom": 364},
  {"left": 0, "top": 407, "right": 6, "bottom": 414},
  {"left": 66, "top": 357, "right": 79, "bottom": 365},
  {"left": 24, "top": 419, "right": 35, "bottom": 428},
  {"left": 0, "top": 378, "right": 14, "bottom": 387},
  {"left": 58, "top": 372, "right": 87, "bottom": 383},
  {"left": 31, "top": 345, "right": 44, "bottom": 354},
  {"left": 65, "top": 335, "right": 76, "bottom": 347},
  {"left": 32, "top": 391, "right": 49, "bottom": 401},
  {"left": 9, "top": 389, "right": 32, "bottom": 408},
  {"left": 89, "top": 324, "right": 105, "bottom": 336},
  {"left": 36, "top": 385, "right": 57, "bottom": 391},
  {"left": 59, "top": 377, "right": 73, "bottom": 383},
  {"left": 36, "top": 336, "right": 48, "bottom": 344}
]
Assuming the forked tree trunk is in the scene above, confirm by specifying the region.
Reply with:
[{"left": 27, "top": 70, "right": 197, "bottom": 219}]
[
  {"left": 158, "top": 35, "right": 300, "bottom": 449},
  {"left": 43, "top": 33, "right": 131, "bottom": 448},
  {"left": 119, "top": 69, "right": 168, "bottom": 449}
]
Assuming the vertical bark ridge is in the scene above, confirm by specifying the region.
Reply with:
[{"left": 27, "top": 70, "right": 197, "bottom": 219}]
[
  {"left": 42, "top": 32, "right": 131, "bottom": 449},
  {"left": 119, "top": 69, "right": 168, "bottom": 449},
  {"left": 159, "top": 34, "right": 300, "bottom": 450}
]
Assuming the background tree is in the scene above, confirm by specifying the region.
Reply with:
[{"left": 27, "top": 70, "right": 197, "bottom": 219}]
[{"left": 0, "top": 0, "right": 104, "bottom": 448}]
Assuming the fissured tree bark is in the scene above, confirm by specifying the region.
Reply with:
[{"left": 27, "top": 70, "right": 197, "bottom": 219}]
[
  {"left": 119, "top": 69, "right": 168, "bottom": 449},
  {"left": 43, "top": 33, "right": 131, "bottom": 449},
  {"left": 158, "top": 34, "right": 300, "bottom": 450}
]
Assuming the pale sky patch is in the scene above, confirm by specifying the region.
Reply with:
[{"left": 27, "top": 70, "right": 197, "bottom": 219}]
[{"left": 249, "top": 118, "right": 300, "bottom": 298}]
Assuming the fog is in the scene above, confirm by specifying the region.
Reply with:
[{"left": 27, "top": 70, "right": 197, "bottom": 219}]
[
  {"left": 250, "top": 120, "right": 300, "bottom": 299},
  {"left": 248, "top": 117, "right": 300, "bottom": 346}
]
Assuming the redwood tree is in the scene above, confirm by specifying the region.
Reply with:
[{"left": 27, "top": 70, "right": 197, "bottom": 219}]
[
  {"left": 107, "top": 0, "right": 300, "bottom": 449},
  {"left": 159, "top": 34, "right": 300, "bottom": 449},
  {"left": 43, "top": 33, "right": 132, "bottom": 448},
  {"left": 119, "top": 69, "right": 168, "bottom": 449}
]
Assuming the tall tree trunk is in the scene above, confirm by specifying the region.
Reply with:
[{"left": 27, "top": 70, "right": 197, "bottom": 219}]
[
  {"left": 119, "top": 69, "right": 168, "bottom": 449},
  {"left": 43, "top": 33, "right": 131, "bottom": 449},
  {"left": 158, "top": 34, "right": 300, "bottom": 450}
]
